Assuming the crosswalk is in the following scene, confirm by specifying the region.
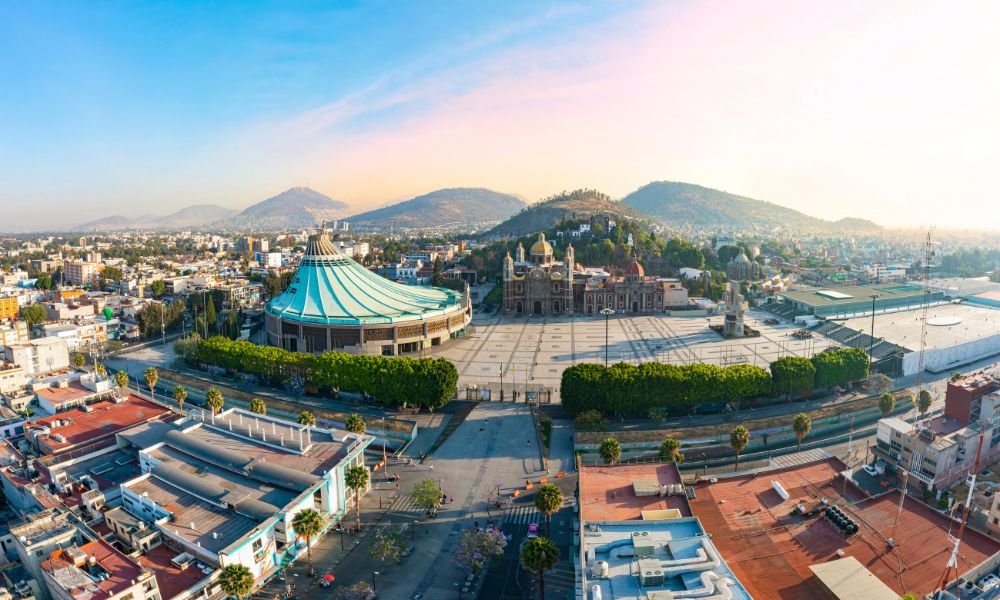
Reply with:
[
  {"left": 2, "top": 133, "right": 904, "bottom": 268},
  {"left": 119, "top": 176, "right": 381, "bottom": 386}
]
[{"left": 504, "top": 497, "right": 577, "bottom": 525}]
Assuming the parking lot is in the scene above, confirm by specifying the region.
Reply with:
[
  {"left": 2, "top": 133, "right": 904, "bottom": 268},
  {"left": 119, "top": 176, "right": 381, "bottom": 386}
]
[{"left": 429, "top": 309, "right": 838, "bottom": 397}]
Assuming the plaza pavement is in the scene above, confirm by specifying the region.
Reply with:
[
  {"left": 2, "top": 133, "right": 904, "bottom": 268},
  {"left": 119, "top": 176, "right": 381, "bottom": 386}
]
[{"left": 429, "top": 309, "right": 834, "bottom": 400}]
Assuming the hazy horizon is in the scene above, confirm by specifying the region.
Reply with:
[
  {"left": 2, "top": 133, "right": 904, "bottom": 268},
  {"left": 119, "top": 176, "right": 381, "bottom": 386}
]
[{"left": 3, "top": 1, "right": 1000, "bottom": 232}]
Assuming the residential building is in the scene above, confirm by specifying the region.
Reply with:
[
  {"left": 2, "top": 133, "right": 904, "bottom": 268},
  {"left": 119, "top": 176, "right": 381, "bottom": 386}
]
[
  {"left": 874, "top": 374, "right": 1000, "bottom": 492},
  {"left": 5, "top": 338, "right": 70, "bottom": 376},
  {"left": 26, "top": 395, "right": 173, "bottom": 456},
  {"left": 42, "top": 303, "right": 95, "bottom": 322},
  {"left": 62, "top": 262, "right": 99, "bottom": 287},
  {"left": 0, "top": 296, "right": 19, "bottom": 321},
  {"left": 0, "top": 320, "right": 30, "bottom": 347},
  {"left": 0, "top": 361, "right": 26, "bottom": 395}
]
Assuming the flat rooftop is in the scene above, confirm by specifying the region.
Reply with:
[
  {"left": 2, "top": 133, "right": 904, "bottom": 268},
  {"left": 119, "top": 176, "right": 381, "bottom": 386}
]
[
  {"left": 140, "top": 543, "right": 213, "bottom": 600},
  {"left": 840, "top": 302, "right": 1000, "bottom": 352},
  {"left": 34, "top": 381, "right": 97, "bottom": 407},
  {"left": 57, "top": 448, "right": 141, "bottom": 491},
  {"left": 780, "top": 283, "right": 929, "bottom": 308},
  {"left": 688, "top": 458, "right": 1000, "bottom": 598},
  {"left": 40, "top": 538, "right": 145, "bottom": 600},
  {"left": 30, "top": 395, "right": 173, "bottom": 454},
  {"left": 579, "top": 463, "right": 691, "bottom": 521},
  {"left": 584, "top": 519, "right": 751, "bottom": 600},
  {"left": 127, "top": 475, "right": 259, "bottom": 555}
]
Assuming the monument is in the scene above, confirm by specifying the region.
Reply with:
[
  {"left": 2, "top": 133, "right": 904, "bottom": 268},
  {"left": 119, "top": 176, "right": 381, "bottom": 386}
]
[{"left": 722, "top": 281, "right": 746, "bottom": 338}]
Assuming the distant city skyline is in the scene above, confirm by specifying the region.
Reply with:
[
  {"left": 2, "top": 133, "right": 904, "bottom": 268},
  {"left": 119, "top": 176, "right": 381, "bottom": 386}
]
[{"left": 2, "top": 1, "right": 999, "bottom": 231}]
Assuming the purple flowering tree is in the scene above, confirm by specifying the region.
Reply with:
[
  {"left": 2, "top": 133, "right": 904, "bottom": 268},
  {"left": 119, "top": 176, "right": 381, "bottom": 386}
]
[{"left": 455, "top": 527, "right": 508, "bottom": 574}]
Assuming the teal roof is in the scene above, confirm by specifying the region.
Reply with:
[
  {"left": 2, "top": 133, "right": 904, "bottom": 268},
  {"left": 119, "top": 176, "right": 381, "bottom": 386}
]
[{"left": 265, "top": 234, "right": 465, "bottom": 326}]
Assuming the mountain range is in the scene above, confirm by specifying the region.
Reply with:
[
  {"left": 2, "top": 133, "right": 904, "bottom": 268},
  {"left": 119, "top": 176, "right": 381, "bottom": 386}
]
[
  {"left": 345, "top": 188, "right": 525, "bottom": 230},
  {"left": 71, "top": 181, "right": 883, "bottom": 236}
]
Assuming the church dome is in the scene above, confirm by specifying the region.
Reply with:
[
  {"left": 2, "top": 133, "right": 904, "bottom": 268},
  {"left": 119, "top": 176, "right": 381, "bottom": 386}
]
[
  {"left": 625, "top": 257, "right": 645, "bottom": 278},
  {"left": 530, "top": 233, "right": 553, "bottom": 257}
]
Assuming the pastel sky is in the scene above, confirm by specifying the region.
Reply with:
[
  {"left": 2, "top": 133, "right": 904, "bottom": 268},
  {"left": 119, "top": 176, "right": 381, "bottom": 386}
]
[{"left": 2, "top": 1, "right": 999, "bottom": 232}]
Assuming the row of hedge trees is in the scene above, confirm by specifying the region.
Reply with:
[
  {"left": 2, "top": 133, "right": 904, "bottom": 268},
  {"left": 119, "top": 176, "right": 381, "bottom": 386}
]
[
  {"left": 183, "top": 336, "right": 458, "bottom": 411},
  {"left": 561, "top": 347, "right": 869, "bottom": 415}
]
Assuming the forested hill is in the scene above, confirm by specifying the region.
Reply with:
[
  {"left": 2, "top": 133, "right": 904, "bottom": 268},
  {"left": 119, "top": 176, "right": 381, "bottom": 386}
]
[
  {"left": 487, "top": 189, "right": 642, "bottom": 238},
  {"left": 344, "top": 188, "right": 524, "bottom": 230},
  {"left": 622, "top": 181, "right": 882, "bottom": 234}
]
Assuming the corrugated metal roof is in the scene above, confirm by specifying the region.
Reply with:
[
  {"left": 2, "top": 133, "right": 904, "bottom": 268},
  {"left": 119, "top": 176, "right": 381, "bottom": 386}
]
[{"left": 265, "top": 233, "right": 465, "bottom": 325}]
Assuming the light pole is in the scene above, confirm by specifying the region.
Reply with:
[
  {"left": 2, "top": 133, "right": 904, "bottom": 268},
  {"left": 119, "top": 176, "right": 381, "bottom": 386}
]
[
  {"left": 600, "top": 308, "right": 615, "bottom": 367},
  {"left": 499, "top": 362, "right": 504, "bottom": 401},
  {"left": 868, "top": 293, "right": 880, "bottom": 373},
  {"left": 371, "top": 571, "right": 380, "bottom": 593}
]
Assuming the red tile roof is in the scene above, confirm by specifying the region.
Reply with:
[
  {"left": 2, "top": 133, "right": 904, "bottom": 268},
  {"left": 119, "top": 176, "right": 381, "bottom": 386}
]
[
  {"left": 689, "top": 458, "right": 1000, "bottom": 598},
  {"left": 139, "top": 544, "right": 212, "bottom": 600},
  {"left": 35, "top": 382, "right": 96, "bottom": 407},
  {"left": 41, "top": 538, "right": 146, "bottom": 600}
]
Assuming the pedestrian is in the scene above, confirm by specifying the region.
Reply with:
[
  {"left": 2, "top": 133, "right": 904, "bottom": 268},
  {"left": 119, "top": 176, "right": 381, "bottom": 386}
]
[{"left": 474, "top": 521, "right": 479, "bottom": 528}]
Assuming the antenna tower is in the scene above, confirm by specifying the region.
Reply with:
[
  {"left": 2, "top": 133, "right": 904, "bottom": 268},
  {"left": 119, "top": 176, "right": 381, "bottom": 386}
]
[
  {"left": 934, "top": 425, "right": 986, "bottom": 597},
  {"left": 915, "top": 230, "right": 937, "bottom": 413}
]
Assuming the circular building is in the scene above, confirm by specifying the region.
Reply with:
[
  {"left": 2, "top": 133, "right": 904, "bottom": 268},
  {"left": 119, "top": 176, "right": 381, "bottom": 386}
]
[{"left": 265, "top": 232, "right": 471, "bottom": 355}]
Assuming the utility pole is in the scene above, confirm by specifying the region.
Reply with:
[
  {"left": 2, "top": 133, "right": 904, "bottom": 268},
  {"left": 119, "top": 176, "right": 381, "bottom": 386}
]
[
  {"left": 916, "top": 230, "right": 938, "bottom": 421},
  {"left": 868, "top": 293, "right": 880, "bottom": 373},
  {"left": 934, "top": 425, "right": 986, "bottom": 598},
  {"left": 499, "top": 362, "right": 504, "bottom": 401}
]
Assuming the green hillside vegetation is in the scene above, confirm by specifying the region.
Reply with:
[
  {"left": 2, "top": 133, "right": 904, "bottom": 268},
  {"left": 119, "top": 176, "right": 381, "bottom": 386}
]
[
  {"left": 487, "top": 189, "right": 643, "bottom": 238},
  {"left": 622, "top": 181, "right": 882, "bottom": 234}
]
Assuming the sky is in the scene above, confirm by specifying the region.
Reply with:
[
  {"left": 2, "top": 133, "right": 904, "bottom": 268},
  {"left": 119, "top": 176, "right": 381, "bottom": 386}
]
[{"left": 2, "top": 0, "right": 1000, "bottom": 232}]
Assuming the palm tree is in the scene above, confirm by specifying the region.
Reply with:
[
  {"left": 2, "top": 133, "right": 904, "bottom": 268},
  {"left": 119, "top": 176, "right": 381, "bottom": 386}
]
[
  {"left": 345, "top": 465, "right": 369, "bottom": 532},
  {"left": 291, "top": 509, "right": 324, "bottom": 576},
  {"left": 730, "top": 425, "right": 750, "bottom": 471},
  {"left": 792, "top": 413, "right": 811, "bottom": 452},
  {"left": 534, "top": 484, "right": 563, "bottom": 535},
  {"left": 248, "top": 398, "right": 266, "bottom": 415},
  {"left": 878, "top": 392, "right": 896, "bottom": 418},
  {"left": 94, "top": 362, "right": 106, "bottom": 378},
  {"left": 659, "top": 438, "right": 683, "bottom": 463},
  {"left": 520, "top": 537, "right": 559, "bottom": 600},
  {"left": 917, "top": 388, "right": 932, "bottom": 418},
  {"left": 143, "top": 367, "right": 158, "bottom": 398},
  {"left": 73, "top": 353, "right": 85, "bottom": 370},
  {"left": 218, "top": 564, "right": 254, "bottom": 600},
  {"left": 114, "top": 370, "right": 128, "bottom": 391},
  {"left": 599, "top": 437, "right": 621, "bottom": 465},
  {"left": 345, "top": 413, "right": 366, "bottom": 434},
  {"left": 206, "top": 387, "right": 224, "bottom": 414},
  {"left": 172, "top": 386, "right": 188, "bottom": 415},
  {"left": 298, "top": 411, "right": 316, "bottom": 426}
]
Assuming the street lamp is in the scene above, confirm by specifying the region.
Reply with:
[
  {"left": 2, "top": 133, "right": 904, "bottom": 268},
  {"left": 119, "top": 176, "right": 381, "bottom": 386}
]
[
  {"left": 600, "top": 308, "right": 615, "bottom": 367},
  {"left": 371, "top": 571, "right": 380, "bottom": 593},
  {"left": 868, "top": 294, "right": 880, "bottom": 373}
]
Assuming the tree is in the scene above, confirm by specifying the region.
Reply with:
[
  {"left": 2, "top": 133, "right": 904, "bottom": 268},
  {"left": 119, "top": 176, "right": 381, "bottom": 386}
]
[
  {"left": 730, "top": 425, "right": 750, "bottom": 471},
  {"left": 950, "top": 371, "right": 963, "bottom": 382},
  {"left": 332, "top": 582, "right": 375, "bottom": 600},
  {"left": 150, "top": 279, "right": 166, "bottom": 298},
  {"left": 917, "top": 388, "right": 932, "bottom": 417},
  {"left": 520, "top": 537, "right": 559, "bottom": 600},
  {"left": 22, "top": 303, "right": 47, "bottom": 328},
  {"left": 574, "top": 410, "right": 606, "bottom": 431},
  {"left": 298, "top": 410, "right": 316, "bottom": 426},
  {"left": 599, "top": 438, "right": 621, "bottom": 465},
  {"left": 206, "top": 387, "right": 224, "bottom": 414},
  {"left": 291, "top": 508, "right": 323, "bottom": 576},
  {"left": 205, "top": 294, "right": 217, "bottom": 334},
  {"left": 770, "top": 356, "right": 816, "bottom": 399},
  {"left": 218, "top": 564, "right": 254, "bottom": 600},
  {"left": 878, "top": 392, "right": 896, "bottom": 418},
  {"left": 94, "top": 362, "right": 106, "bottom": 378},
  {"left": 101, "top": 266, "right": 123, "bottom": 282},
  {"left": 345, "top": 465, "right": 369, "bottom": 531},
  {"left": 34, "top": 272, "right": 52, "bottom": 290},
  {"left": 345, "top": 413, "right": 366, "bottom": 434},
  {"left": 659, "top": 438, "right": 683, "bottom": 463},
  {"left": 455, "top": 527, "right": 507, "bottom": 574},
  {"left": 114, "top": 370, "right": 128, "bottom": 391},
  {"left": 792, "top": 413, "right": 811, "bottom": 452},
  {"left": 143, "top": 367, "right": 158, "bottom": 398},
  {"left": 73, "top": 353, "right": 85, "bottom": 369},
  {"left": 534, "top": 484, "right": 563, "bottom": 534},
  {"left": 248, "top": 397, "right": 266, "bottom": 415},
  {"left": 369, "top": 528, "right": 407, "bottom": 565},
  {"left": 411, "top": 479, "right": 443, "bottom": 516},
  {"left": 869, "top": 372, "right": 893, "bottom": 393},
  {"left": 172, "top": 385, "right": 188, "bottom": 415}
]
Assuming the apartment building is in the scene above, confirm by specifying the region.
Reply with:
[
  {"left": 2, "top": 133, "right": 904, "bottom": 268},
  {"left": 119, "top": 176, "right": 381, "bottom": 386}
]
[
  {"left": 62, "top": 262, "right": 99, "bottom": 287},
  {"left": 0, "top": 296, "right": 20, "bottom": 321},
  {"left": 874, "top": 374, "right": 1000, "bottom": 492}
]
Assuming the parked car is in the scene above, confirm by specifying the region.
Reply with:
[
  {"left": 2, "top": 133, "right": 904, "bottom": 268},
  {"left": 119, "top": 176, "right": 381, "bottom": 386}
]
[
  {"left": 527, "top": 523, "right": 539, "bottom": 538},
  {"left": 862, "top": 464, "right": 880, "bottom": 477}
]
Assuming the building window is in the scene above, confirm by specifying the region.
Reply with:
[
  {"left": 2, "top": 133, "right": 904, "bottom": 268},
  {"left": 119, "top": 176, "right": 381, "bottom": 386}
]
[{"left": 313, "top": 488, "right": 324, "bottom": 511}]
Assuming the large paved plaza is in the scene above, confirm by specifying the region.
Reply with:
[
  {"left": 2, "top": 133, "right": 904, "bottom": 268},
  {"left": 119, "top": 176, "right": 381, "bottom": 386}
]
[{"left": 429, "top": 310, "right": 836, "bottom": 398}]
